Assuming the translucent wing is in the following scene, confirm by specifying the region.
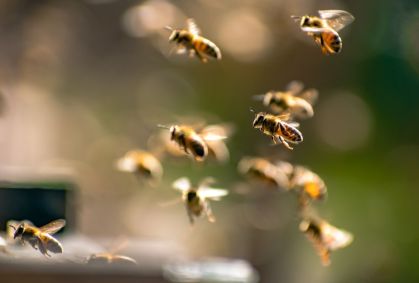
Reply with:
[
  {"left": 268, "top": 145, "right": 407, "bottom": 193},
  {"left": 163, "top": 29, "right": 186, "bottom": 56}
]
[
  {"left": 187, "top": 18, "right": 201, "bottom": 35},
  {"left": 318, "top": 10, "right": 355, "bottom": 32},
  {"left": 201, "top": 132, "right": 227, "bottom": 141},
  {"left": 298, "top": 88, "right": 318, "bottom": 105},
  {"left": 322, "top": 222, "right": 353, "bottom": 250},
  {"left": 39, "top": 219, "right": 66, "bottom": 235},
  {"left": 172, "top": 177, "right": 191, "bottom": 192},
  {"left": 300, "top": 26, "right": 331, "bottom": 34},
  {"left": 198, "top": 187, "right": 228, "bottom": 201},
  {"left": 286, "top": 80, "right": 304, "bottom": 95}
]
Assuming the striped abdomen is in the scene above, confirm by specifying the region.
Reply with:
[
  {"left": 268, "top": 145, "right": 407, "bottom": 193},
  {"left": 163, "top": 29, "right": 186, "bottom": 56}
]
[
  {"left": 193, "top": 36, "right": 222, "bottom": 60},
  {"left": 279, "top": 122, "right": 303, "bottom": 143},
  {"left": 321, "top": 30, "right": 342, "bottom": 54}
]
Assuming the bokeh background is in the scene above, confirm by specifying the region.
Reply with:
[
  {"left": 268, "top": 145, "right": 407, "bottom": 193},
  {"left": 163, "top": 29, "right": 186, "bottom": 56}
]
[{"left": 0, "top": 0, "right": 418, "bottom": 282}]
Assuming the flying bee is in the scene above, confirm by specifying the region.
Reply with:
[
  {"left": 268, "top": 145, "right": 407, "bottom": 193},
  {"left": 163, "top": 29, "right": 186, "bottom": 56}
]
[
  {"left": 292, "top": 10, "right": 355, "bottom": 55},
  {"left": 290, "top": 166, "right": 327, "bottom": 207},
  {"left": 9, "top": 219, "right": 66, "bottom": 257},
  {"left": 86, "top": 240, "right": 137, "bottom": 266},
  {"left": 116, "top": 149, "right": 163, "bottom": 184},
  {"left": 172, "top": 177, "right": 228, "bottom": 224},
  {"left": 254, "top": 81, "right": 318, "bottom": 119},
  {"left": 165, "top": 18, "right": 222, "bottom": 63},
  {"left": 158, "top": 124, "right": 227, "bottom": 161},
  {"left": 238, "top": 157, "right": 290, "bottom": 189},
  {"left": 252, "top": 111, "right": 303, "bottom": 150},
  {"left": 300, "top": 216, "right": 353, "bottom": 266}
]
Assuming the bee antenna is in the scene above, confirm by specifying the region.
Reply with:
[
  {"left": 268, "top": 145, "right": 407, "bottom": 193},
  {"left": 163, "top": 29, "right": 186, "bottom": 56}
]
[
  {"left": 157, "top": 124, "right": 171, "bottom": 129},
  {"left": 164, "top": 26, "right": 173, "bottom": 32},
  {"left": 291, "top": 15, "right": 301, "bottom": 22},
  {"left": 249, "top": 108, "right": 256, "bottom": 113}
]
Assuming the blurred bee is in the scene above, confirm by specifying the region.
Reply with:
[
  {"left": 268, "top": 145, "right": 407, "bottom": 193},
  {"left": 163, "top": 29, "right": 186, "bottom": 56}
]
[
  {"left": 290, "top": 166, "right": 327, "bottom": 207},
  {"left": 165, "top": 18, "right": 222, "bottom": 63},
  {"left": 300, "top": 215, "right": 353, "bottom": 266},
  {"left": 254, "top": 81, "right": 318, "bottom": 119},
  {"left": 292, "top": 10, "right": 355, "bottom": 55},
  {"left": 172, "top": 177, "right": 228, "bottom": 224},
  {"left": 238, "top": 157, "right": 290, "bottom": 189},
  {"left": 86, "top": 240, "right": 136, "bottom": 266},
  {"left": 252, "top": 111, "right": 303, "bottom": 150},
  {"left": 9, "top": 219, "right": 66, "bottom": 257},
  {"left": 157, "top": 124, "right": 227, "bottom": 161},
  {"left": 116, "top": 150, "right": 163, "bottom": 184}
]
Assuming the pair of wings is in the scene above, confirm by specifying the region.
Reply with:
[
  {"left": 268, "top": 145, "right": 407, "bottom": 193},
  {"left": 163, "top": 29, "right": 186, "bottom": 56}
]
[
  {"left": 295, "top": 10, "right": 354, "bottom": 34},
  {"left": 172, "top": 177, "right": 228, "bottom": 200},
  {"left": 38, "top": 219, "right": 66, "bottom": 235}
]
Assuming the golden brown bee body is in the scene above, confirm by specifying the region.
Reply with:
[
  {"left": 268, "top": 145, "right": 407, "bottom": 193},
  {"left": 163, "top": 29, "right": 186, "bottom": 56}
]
[
  {"left": 167, "top": 19, "right": 221, "bottom": 62},
  {"left": 238, "top": 157, "right": 289, "bottom": 189},
  {"left": 291, "top": 166, "right": 327, "bottom": 206},
  {"left": 11, "top": 219, "right": 66, "bottom": 257},
  {"left": 300, "top": 216, "right": 353, "bottom": 266},
  {"left": 170, "top": 125, "right": 208, "bottom": 161},
  {"left": 292, "top": 10, "right": 354, "bottom": 55},
  {"left": 87, "top": 253, "right": 137, "bottom": 266},
  {"left": 116, "top": 150, "right": 163, "bottom": 182},
  {"left": 257, "top": 81, "right": 318, "bottom": 119},
  {"left": 252, "top": 112, "right": 303, "bottom": 150},
  {"left": 172, "top": 177, "right": 228, "bottom": 224}
]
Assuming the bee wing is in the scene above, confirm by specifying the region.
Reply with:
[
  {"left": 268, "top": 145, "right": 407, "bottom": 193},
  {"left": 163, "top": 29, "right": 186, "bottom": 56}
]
[
  {"left": 201, "top": 132, "right": 227, "bottom": 141},
  {"left": 298, "top": 88, "right": 318, "bottom": 105},
  {"left": 286, "top": 80, "right": 304, "bottom": 95},
  {"left": 300, "top": 26, "right": 331, "bottom": 34},
  {"left": 207, "top": 140, "right": 230, "bottom": 163},
  {"left": 198, "top": 187, "right": 228, "bottom": 201},
  {"left": 275, "top": 161, "right": 294, "bottom": 176},
  {"left": 318, "top": 10, "right": 355, "bottom": 32},
  {"left": 187, "top": 18, "right": 201, "bottom": 35},
  {"left": 200, "top": 124, "right": 234, "bottom": 138},
  {"left": 172, "top": 177, "right": 191, "bottom": 192},
  {"left": 287, "top": 121, "right": 300, "bottom": 128},
  {"left": 322, "top": 222, "right": 354, "bottom": 250},
  {"left": 39, "top": 219, "right": 66, "bottom": 235}
]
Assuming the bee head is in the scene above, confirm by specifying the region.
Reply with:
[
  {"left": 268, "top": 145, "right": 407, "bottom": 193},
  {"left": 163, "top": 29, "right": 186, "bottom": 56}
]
[
  {"left": 252, "top": 112, "right": 266, "bottom": 128},
  {"left": 169, "top": 30, "right": 180, "bottom": 42},
  {"left": 300, "top": 15, "right": 311, "bottom": 27},
  {"left": 186, "top": 190, "right": 197, "bottom": 202},
  {"left": 169, "top": 125, "right": 178, "bottom": 140},
  {"left": 12, "top": 223, "right": 25, "bottom": 239}
]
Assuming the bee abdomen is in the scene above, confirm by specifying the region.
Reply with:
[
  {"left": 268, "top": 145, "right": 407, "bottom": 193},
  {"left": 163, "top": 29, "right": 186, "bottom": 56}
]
[
  {"left": 195, "top": 38, "right": 221, "bottom": 59},
  {"left": 189, "top": 138, "right": 208, "bottom": 159},
  {"left": 324, "top": 31, "right": 342, "bottom": 53}
]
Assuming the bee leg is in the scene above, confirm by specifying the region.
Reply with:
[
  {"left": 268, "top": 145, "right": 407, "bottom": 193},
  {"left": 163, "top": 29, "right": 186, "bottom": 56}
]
[
  {"left": 187, "top": 211, "right": 195, "bottom": 225},
  {"left": 194, "top": 49, "right": 208, "bottom": 63},
  {"left": 278, "top": 136, "right": 293, "bottom": 150},
  {"left": 204, "top": 202, "right": 216, "bottom": 223}
]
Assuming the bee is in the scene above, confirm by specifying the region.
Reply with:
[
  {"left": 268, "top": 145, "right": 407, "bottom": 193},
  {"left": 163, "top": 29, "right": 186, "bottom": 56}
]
[
  {"left": 86, "top": 240, "right": 137, "bottom": 266},
  {"left": 252, "top": 111, "right": 303, "bottom": 150},
  {"left": 172, "top": 177, "right": 228, "bottom": 224},
  {"left": 290, "top": 166, "right": 327, "bottom": 207},
  {"left": 158, "top": 124, "right": 227, "bottom": 161},
  {"left": 165, "top": 18, "right": 222, "bottom": 62},
  {"left": 9, "top": 219, "right": 66, "bottom": 257},
  {"left": 300, "top": 215, "right": 353, "bottom": 266},
  {"left": 292, "top": 10, "right": 355, "bottom": 55},
  {"left": 237, "top": 157, "right": 290, "bottom": 189},
  {"left": 116, "top": 149, "right": 163, "bottom": 184},
  {"left": 254, "top": 81, "right": 318, "bottom": 119}
]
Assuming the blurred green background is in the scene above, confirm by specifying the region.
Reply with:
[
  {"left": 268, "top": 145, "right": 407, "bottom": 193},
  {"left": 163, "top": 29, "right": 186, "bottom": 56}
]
[{"left": 0, "top": 0, "right": 418, "bottom": 282}]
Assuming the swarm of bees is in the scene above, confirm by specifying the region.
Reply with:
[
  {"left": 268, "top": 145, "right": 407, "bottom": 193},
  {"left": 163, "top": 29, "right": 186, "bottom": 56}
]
[{"left": 2, "top": 9, "right": 356, "bottom": 268}]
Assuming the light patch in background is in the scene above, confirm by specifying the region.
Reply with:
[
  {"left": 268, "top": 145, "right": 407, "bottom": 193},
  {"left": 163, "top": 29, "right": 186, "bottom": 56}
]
[
  {"left": 402, "top": 12, "right": 419, "bottom": 75},
  {"left": 216, "top": 9, "right": 272, "bottom": 62},
  {"left": 315, "top": 92, "right": 373, "bottom": 151},
  {"left": 122, "top": 0, "right": 180, "bottom": 38}
]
